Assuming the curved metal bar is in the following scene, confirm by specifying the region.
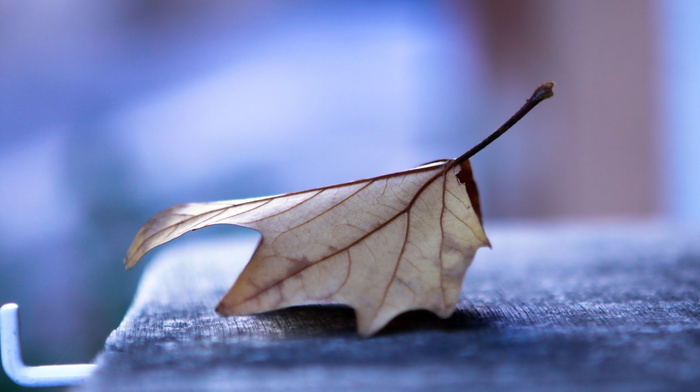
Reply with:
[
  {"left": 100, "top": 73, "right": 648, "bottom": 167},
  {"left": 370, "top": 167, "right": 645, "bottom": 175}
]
[{"left": 1, "top": 303, "right": 96, "bottom": 387}]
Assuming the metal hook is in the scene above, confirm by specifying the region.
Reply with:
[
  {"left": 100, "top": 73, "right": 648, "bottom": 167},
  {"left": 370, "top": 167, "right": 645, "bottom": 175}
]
[{"left": 1, "top": 303, "right": 96, "bottom": 387}]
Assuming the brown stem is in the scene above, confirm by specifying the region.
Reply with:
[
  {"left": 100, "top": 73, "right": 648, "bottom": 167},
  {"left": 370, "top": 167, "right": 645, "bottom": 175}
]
[{"left": 452, "top": 82, "right": 555, "bottom": 166}]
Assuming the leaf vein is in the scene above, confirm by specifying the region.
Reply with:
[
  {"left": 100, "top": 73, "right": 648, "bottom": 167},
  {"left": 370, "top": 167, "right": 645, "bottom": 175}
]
[
  {"left": 439, "top": 174, "right": 447, "bottom": 305},
  {"left": 231, "top": 166, "right": 456, "bottom": 312},
  {"left": 133, "top": 199, "right": 274, "bottom": 257},
  {"left": 266, "top": 181, "right": 374, "bottom": 237},
  {"left": 241, "top": 190, "right": 322, "bottom": 224}
]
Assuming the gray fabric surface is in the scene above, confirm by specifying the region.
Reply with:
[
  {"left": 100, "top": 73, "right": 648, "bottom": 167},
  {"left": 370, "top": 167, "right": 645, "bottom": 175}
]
[{"left": 76, "top": 222, "right": 700, "bottom": 391}]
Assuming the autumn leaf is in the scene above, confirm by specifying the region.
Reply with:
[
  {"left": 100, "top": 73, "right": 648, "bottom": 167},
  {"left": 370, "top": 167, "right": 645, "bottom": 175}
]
[{"left": 125, "top": 82, "right": 554, "bottom": 336}]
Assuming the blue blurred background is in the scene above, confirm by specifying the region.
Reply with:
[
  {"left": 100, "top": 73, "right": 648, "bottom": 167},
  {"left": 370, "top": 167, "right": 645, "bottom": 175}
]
[{"left": 1, "top": 1, "right": 698, "bottom": 390}]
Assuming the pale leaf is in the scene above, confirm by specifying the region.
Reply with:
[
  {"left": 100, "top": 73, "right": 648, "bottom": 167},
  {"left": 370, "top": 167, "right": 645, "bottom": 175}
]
[{"left": 125, "top": 82, "right": 554, "bottom": 336}]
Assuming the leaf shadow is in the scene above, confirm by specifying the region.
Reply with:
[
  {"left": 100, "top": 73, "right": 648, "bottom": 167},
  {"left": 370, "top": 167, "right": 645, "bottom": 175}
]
[
  {"left": 254, "top": 305, "right": 494, "bottom": 338},
  {"left": 379, "top": 307, "right": 494, "bottom": 336}
]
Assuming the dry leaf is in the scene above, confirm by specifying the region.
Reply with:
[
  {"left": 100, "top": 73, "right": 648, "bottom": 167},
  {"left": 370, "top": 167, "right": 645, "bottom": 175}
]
[{"left": 125, "top": 82, "right": 554, "bottom": 336}]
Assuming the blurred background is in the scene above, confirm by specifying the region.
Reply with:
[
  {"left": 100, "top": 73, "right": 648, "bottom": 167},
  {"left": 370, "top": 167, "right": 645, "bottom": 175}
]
[{"left": 1, "top": 0, "right": 698, "bottom": 390}]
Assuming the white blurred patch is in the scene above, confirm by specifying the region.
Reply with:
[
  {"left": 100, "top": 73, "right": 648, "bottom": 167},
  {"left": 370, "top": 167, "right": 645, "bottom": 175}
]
[{"left": 0, "top": 129, "right": 81, "bottom": 252}]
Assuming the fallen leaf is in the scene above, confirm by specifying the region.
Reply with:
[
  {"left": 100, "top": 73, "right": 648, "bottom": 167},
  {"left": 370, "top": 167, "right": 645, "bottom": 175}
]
[{"left": 125, "top": 82, "right": 554, "bottom": 336}]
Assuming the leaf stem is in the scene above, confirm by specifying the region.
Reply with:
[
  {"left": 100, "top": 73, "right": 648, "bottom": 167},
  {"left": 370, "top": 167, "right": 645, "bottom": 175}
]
[{"left": 453, "top": 82, "right": 555, "bottom": 166}]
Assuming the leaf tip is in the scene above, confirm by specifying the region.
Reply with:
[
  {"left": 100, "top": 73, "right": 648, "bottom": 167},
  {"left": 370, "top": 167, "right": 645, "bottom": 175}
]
[
  {"left": 214, "top": 300, "right": 238, "bottom": 317},
  {"left": 355, "top": 321, "right": 379, "bottom": 339},
  {"left": 124, "top": 240, "right": 145, "bottom": 270},
  {"left": 123, "top": 256, "right": 136, "bottom": 271}
]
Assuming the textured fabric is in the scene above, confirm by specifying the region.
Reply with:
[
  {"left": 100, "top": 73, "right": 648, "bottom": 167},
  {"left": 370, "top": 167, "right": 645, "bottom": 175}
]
[{"left": 76, "top": 222, "right": 700, "bottom": 392}]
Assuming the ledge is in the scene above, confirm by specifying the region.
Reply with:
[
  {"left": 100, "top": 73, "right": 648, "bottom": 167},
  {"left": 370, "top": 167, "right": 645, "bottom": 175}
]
[{"left": 76, "top": 222, "right": 700, "bottom": 391}]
